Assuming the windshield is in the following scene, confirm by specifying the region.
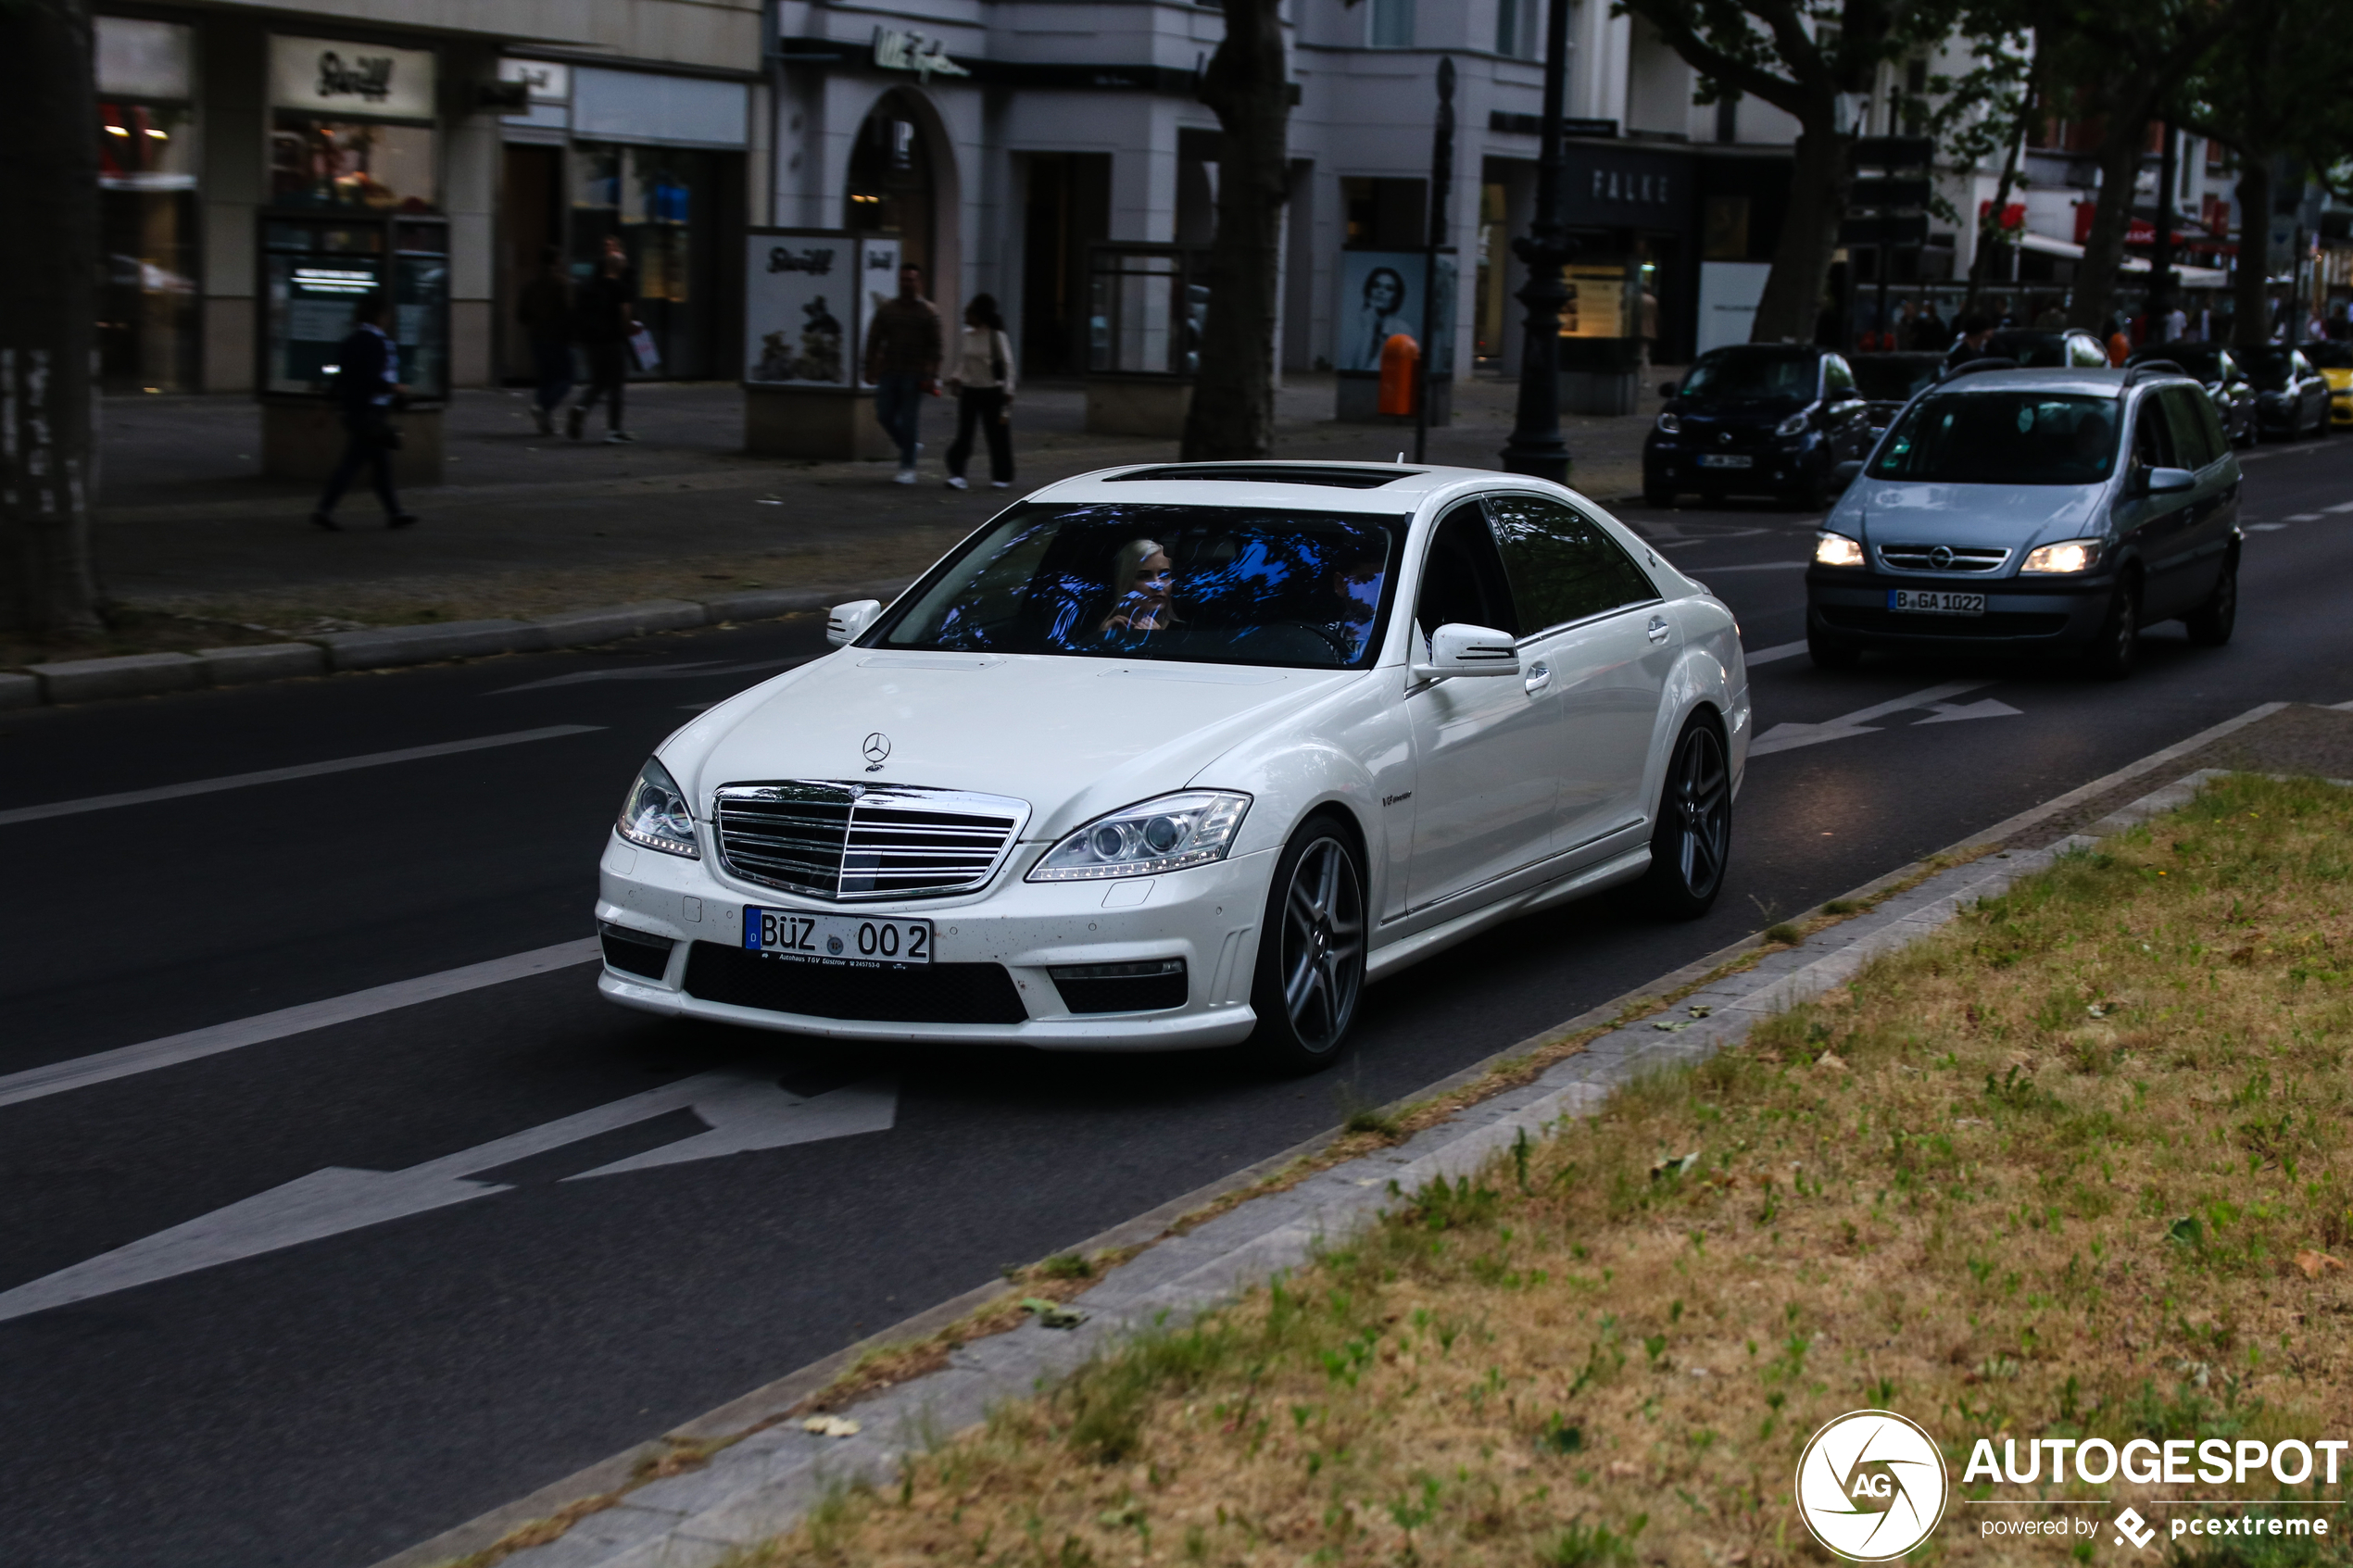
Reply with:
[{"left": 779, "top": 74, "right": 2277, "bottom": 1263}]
[
  {"left": 872, "top": 503, "right": 1403, "bottom": 669},
  {"left": 1850, "top": 357, "right": 1940, "bottom": 403},
  {"left": 1869, "top": 392, "right": 2120, "bottom": 485},
  {"left": 2236, "top": 348, "right": 2299, "bottom": 390},
  {"left": 1679, "top": 350, "right": 1816, "bottom": 400}
]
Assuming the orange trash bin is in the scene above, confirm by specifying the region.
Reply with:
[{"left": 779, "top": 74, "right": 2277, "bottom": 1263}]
[{"left": 1378, "top": 332, "right": 1419, "bottom": 415}]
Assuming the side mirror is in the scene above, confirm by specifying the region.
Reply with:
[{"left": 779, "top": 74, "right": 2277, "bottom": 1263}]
[
  {"left": 2145, "top": 466, "right": 2196, "bottom": 494},
  {"left": 1658, "top": 380, "right": 1678, "bottom": 397},
  {"left": 825, "top": 598, "right": 883, "bottom": 646},
  {"left": 1412, "top": 623, "right": 1520, "bottom": 683},
  {"left": 1831, "top": 458, "right": 1864, "bottom": 489}
]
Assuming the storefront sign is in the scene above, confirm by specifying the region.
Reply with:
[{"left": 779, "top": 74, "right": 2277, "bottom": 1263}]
[
  {"left": 1560, "top": 146, "right": 1689, "bottom": 228},
  {"left": 269, "top": 35, "right": 437, "bottom": 120},
  {"left": 497, "top": 58, "right": 570, "bottom": 104},
  {"left": 872, "top": 26, "right": 970, "bottom": 82},
  {"left": 745, "top": 231, "right": 852, "bottom": 386}
]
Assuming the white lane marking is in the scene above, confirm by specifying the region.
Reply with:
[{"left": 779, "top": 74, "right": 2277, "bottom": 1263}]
[
  {"left": 0, "top": 939, "right": 600, "bottom": 1110},
  {"left": 1913, "top": 696, "right": 2024, "bottom": 726},
  {"left": 1743, "top": 640, "right": 1810, "bottom": 666},
  {"left": 0, "top": 1073, "right": 898, "bottom": 1323},
  {"left": 2248, "top": 522, "right": 2290, "bottom": 532},
  {"left": 2287, "top": 512, "right": 2325, "bottom": 521},
  {"left": 0, "top": 725, "right": 606, "bottom": 828},
  {"left": 2324, "top": 501, "right": 2353, "bottom": 513},
  {"left": 1748, "top": 680, "right": 1995, "bottom": 758},
  {"left": 1694, "top": 560, "right": 1809, "bottom": 573},
  {"left": 487, "top": 657, "right": 806, "bottom": 696}
]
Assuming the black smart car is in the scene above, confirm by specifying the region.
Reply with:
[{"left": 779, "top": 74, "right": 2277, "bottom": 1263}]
[
  {"left": 2124, "top": 344, "right": 2258, "bottom": 448},
  {"left": 1849, "top": 351, "right": 1946, "bottom": 438},
  {"left": 1642, "top": 345, "right": 1873, "bottom": 509},
  {"left": 2234, "top": 345, "right": 2332, "bottom": 439}
]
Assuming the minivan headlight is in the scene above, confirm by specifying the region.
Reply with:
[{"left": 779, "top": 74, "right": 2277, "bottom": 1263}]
[
  {"left": 616, "top": 756, "right": 699, "bottom": 858},
  {"left": 1775, "top": 409, "right": 1812, "bottom": 438},
  {"left": 1813, "top": 531, "right": 1866, "bottom": 568},
  {"left": 1655, "top": 410, "right": 1680, "bottom": 434},
  {"left": 1028, "top": 791, "right": 1251, "bottom": 881},
  {"left": 2021, "top": 539, "right": 2102, "bottom": 574}
]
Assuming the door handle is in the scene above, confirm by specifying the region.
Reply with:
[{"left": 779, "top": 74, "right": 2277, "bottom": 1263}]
[
  {"left": 1646, "top": 615, "right": 1671, "bottom": 645},
  {"left": 1523, "top": 659, "right": 1553, "bottom": 694}
]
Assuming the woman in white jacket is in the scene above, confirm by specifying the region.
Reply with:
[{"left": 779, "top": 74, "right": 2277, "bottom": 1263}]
[{"left": 943, "top": 294, "right": 1016, "bottom": 490}]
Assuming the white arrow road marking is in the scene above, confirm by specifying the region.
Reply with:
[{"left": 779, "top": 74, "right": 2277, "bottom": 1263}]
[
  {"left": 0, "top": 1072, "right": 896, "bottom": 1324},
  {"left": 1743, "top": 639, "right": 1811, "bottom": 667},
  {"left": 487, "top": 657, "right": 807, "bottom": 696},
  {"left": 1912, "top": 696, "right": 2024, "bottom": 725},
  {"left": 2287, "top": 513, "right": 2325, "bottom": 522},
  {"left": 2324, "top": 500, "right": 2353, "bottom": 513},
  {"left": 2247, "top": 523, "right": 2289, "bottom": 532},
  {"left": 1747, "top": 680, "right": 1996, "bottom": 758}
]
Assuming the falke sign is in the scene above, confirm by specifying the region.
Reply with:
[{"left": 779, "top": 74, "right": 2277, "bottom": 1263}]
[
  {"left": 268, "top": 34, "right": 437, "bottom": 120},
  {"left": 1562, "top": 146, "right": 1691, "bottom": 226}
]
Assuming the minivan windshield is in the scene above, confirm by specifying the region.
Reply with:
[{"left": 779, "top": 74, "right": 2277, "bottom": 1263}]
[
  {"left": 872, "top": 503, "right": 1403, "bottom": 669},
  {"left": 1850, "top": 356, "right": 1941, "bottom": 404},
  {"left": 1678, "top": 349, "right": 1816, "bottom": 400},
  {"left": 1868, "top": 391, "right": 2120, "bottom": 485}
]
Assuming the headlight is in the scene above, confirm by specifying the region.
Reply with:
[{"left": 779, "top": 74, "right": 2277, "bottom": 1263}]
[
  {"left": 1655, "top": 411, "right": 1680, "bottom": 434},
  {"left": 616, "top": 756, "right": 699, "bottom": 858},
  {"left": 2021, "top": 538, "right": 2102, "bottom": 574},
  {"left": 1775, "top": 409, "right": 1812, "bottom": 438},
  {"left": 1813, "top": 531, "right": 1866, "bottom": 568},
  {"left": 1027, "top": 791, "right": 1251, "bottom": 881}
]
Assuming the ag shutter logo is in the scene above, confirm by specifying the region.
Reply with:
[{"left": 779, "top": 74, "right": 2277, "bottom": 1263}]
[
  {"left": 2114, "top": 1507, "right": 2158, "bottom": 1549},
  {"left": 1795, "top": 1410, "right": 1950, "bottom": 1562}
]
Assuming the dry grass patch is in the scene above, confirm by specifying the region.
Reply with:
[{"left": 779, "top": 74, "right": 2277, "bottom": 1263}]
[{"left": 728, "top": 774, "right": 2353, "bottom": 1567}]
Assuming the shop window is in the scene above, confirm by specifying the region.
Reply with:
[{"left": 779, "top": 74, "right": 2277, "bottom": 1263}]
[
  {"left": 97, "top": 95, "right": 200, "bottom": 392},
  {"left": 271, "top": 116, "right": 438, "bottom": 211},
  {"left": 571, "top": 141, "right": 727, "bottom": 380},
  {"left": 1342, "top": 177, "right": 1427, "bottom": 250}
]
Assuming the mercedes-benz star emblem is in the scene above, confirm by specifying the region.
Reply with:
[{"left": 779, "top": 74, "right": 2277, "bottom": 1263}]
[
  {"left": 1929, "top": 545, "right": 1956, "bottom": 571},
  {"left": 862, "top": 732, "right": 891, "bottom": 771}
]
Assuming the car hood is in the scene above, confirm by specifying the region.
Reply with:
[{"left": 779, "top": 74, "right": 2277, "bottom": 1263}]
[
  {"left": 1843, "top": 480, "right": 2111, "bottom": 550},
  {"left": 675, "top": 649, "right": 1357, "bottom": 841},
  {"left": 1671, "top": 395, "right": 1808, "bottom": 423}
]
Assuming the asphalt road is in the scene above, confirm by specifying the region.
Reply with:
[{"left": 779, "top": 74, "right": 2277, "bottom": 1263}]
[{"left": 7, "top": 438, "right": 2353, "bottom": 1568}]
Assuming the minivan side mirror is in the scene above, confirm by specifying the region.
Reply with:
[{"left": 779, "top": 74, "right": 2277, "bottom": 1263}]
[
  {"left": 1412, "top": 623, "right": 1521, "bottom": 683},
  {"left": 1658, "top": 380, "right": 1678, "bottom": 397},
  {"left": 825, "top": 599, "right": 884, "bottom": 646},
  {"left": 2145, "top": 466, "right": 2196, "bottom": 495}
]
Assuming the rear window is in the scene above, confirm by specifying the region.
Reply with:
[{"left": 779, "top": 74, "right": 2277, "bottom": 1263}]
[{"left": 1869, "top": 392, "right": 2120, "bottom": 485}]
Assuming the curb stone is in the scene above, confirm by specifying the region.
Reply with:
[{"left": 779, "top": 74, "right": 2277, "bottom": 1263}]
[
  {"left": 0, "top": 672, "right": 39, "bottom": 710},
  {"left": 462, "top": 804, "right": 2208, "bottom": 1568},
  {"left": 195, "top": 643, "right": 328, "bottom": 684},
  {"left": 26, "top": 651, "right": 208, "bottom": 702}
]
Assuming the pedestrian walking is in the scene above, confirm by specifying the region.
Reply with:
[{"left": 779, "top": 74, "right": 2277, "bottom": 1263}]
[
  {"left": 517, "top": 245, "right": 573, "bottom": 436},
  {"left": 865, "top": 263, "right": 943, "bottom": 483},
  {"left": 1910, "top": 300, "right": 1946, "bottom": 350},
  {"left": 1944, "top": 312, "right": 1996, "bottom": 368},
  {"left": 570, "top": 237, "right": 637, "bottom": 444},
  {"left": 943, "top": 294, "right": 1017, "bottom": 491},
  {"left": 309, "top": 292, "right": 415, "bottom": 532}
]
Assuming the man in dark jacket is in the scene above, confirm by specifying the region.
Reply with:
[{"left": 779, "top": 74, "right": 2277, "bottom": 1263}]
[
  {"left": 570, "top": 238, "right": 637, "bottom": 443},
  {"left": 310, "top": 292, "right": 414, "bottom": 531},
  {"left": 517, "top": 245, "right": 573, "bottom": 435},
  {"left": 863, "top": 263, "right": 943, "bottom": 482}
]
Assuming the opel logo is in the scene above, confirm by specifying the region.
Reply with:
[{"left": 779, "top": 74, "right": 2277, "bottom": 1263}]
[
  {"left": 1929, "top": 545, "right": 1956, "bottom": 570},
  {"left": 1718, "top": 431, "right": 1733, "bottom": 445},
  {"left": 862, "top": 732, "right": 891, "bottom": 771}
]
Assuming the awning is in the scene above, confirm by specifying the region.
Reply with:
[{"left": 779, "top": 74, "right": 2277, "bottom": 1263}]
[{"left": 2013, "top": 231, "right": 2228, "bottom": 287}]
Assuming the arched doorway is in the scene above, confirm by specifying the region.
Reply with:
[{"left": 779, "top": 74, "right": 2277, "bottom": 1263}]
[{"left": 846, "top": 90, "right": 938, "bottom": 286}]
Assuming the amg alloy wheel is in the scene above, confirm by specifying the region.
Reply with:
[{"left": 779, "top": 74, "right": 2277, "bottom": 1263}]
[
  {"left": 1247, "top": 820, "right": 1366, "bottom": 1073},
  {"left": 1637, "top": 718, "right": 1731, "bottom": 919}
]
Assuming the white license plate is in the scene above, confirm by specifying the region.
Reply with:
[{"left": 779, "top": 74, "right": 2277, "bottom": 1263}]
[
  {"left": 1887, "top": 589, "right": 1985, "bottom": 616},
  {"left": 743, "top": 907, "right": 932, "bottom": 967},
  {"left": 1696, "top": 454, "right": 1753, "bottom": 470}
]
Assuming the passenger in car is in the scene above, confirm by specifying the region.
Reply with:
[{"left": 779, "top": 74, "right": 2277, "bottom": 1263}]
[{"left": 1101, "top": 538, "right": 1180, "bottom": 633}]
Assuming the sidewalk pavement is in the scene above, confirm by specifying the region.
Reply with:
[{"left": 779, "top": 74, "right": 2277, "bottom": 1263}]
[{"left": 47, "top": 372, "right": 1669, "bottom": 666}]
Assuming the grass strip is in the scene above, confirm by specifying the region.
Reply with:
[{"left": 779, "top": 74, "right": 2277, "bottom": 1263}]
[{"left": 732, "top": 772, "right": 2353, "bottom": 1567}]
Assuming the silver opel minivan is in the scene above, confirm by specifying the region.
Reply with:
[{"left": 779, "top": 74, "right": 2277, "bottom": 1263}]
[{"left": 1805, "top": 364, "right": 2241, "bottom": 678}]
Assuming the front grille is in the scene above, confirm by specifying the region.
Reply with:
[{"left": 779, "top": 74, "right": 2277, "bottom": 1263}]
[
  {"left": 599, "top": 922, "right": 673, "bottom": 981},
  {"left": 681, "top": 942, "right": 1029, "bottom": 1023},
  {"left": 1051, "top": 959, "right": 1189, "bottom": 1015},
  {"left": 714, "top": 782, "right": 1027, "bottom": 902},
  {"left": 1876, "top": 544, "right": 2010, "bottom": 573},
  {"left": 1819, "top": 607, "right": 2071, "bottom": 638}
]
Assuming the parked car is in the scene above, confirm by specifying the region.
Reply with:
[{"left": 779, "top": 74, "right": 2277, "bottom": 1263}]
[
  {"left": 1848, "top": 352, "right": 1945, "bottom": 438},
  {"left": 597, "top": 462, "right": 1749, "bottom": 1070},
  {"left": 2300, "top": 338, "right": 2353, "bottom": 427},
  {"left": 2233, "top": 345, "right": 2331, "bottom": 438},
  {"left": 2125, "top": 344, "right": 2259, "bottom": 448},
  {"left": 1948, "top": 329, "right": 2113, "bottom": 370},
  {"left": 1642, "top": 344, "right": 1874, "bottom": 509},
  {"left": 1806, "top": 365, "right": 2241, "bottom": 678}
]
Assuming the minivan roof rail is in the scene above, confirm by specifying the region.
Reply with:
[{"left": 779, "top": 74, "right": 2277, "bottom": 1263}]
[
  {"left": 2122, "top": 359, "right": 2185, "bottom": 386},
  {"left": 1936, "top": 358, "right": 2019, "bottom": 382}
]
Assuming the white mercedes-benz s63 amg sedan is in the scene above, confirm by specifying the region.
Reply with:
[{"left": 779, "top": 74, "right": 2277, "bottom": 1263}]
[{"left": 595, "top": 460, "right": 1749, "bottom": 1073}]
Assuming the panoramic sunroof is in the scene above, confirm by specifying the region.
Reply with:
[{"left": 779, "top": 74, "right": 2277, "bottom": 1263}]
[{"left": 1103, "top": 465, "right": 1423, "bottom": 490}]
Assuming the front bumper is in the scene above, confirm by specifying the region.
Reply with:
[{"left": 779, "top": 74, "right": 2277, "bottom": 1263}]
[
  {"left": 592, "top": 835, "right": 1271, "bottom": 1049},
  {"left": 1806, "top": 568, "right": 2110, "bottom": 650},
  {"left": 1645, "top": 434, "right": 1821, "bottom": 495},
  {"left": 2331, "top": 390, "right": 2353, "bottom": 427}
]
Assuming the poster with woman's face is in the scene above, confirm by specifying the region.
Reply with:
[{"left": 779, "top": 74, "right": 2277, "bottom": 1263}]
[{"left": 1338, "top": 251, "right": 1456, "bottom": 373}]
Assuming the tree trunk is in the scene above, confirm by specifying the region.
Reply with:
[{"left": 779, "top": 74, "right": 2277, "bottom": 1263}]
[
  {"left": 2230, "top": 155, "right": 2272, "bottom": 348},
  {"left": 1180, "top": 0, "right": 1290, "bottom": 461},
  {"left": 0, "top": 0, "right": 105, "bottom": 639},
  {"left": 2067, "top": 116, "right": 2148, "bottom": 334},
  {"left": 1749, "top": 118, "right": 1849, "bottom": 345},
  {"left": 1962, "top": 76, "right": 2036, "bottom": 320}
]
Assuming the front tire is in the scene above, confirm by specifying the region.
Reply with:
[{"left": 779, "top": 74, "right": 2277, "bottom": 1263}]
[
  {"left": 2184, "top": 553, "right": 2238, "bottom": 646},
  {"left": 1245, "top": 818, "right": 1366, "bottom": 1073},
  {"left": 1637, "top": 717, "right": 1732, "bottom": 919},
  {"left": 2084, "top": 576, "right": 2141, "bottom": 680}
]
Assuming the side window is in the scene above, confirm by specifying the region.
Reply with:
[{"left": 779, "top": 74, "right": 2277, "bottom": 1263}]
[
  {"left": 1414, "top": 502, "right": 1518, "bottom": 643},
  {"left": 2158, "top": 385, "right": 2221, "bottom": 468},
  {"left": 1484, "top": 494, "right": 1659, "bottom": 632},
  {"left": 1823, "top": 356, "right": 1856, "bottom": 396},
  {"left": 2128, "top": 396, "right": 2177, "bottom": 477}
]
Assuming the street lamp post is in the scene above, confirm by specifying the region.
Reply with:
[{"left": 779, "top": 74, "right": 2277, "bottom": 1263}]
[{"left": 1498, "top": 0, "right": 1573, "bottom": 481}]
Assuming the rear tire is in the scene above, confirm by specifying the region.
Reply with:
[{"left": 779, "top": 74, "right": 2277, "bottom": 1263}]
[
  {"left": 1244, "top": 817, "right": 1366, "bottom": 1074},
  {"left": 2084, "top": 576, "right": 2141, "bottom": 680},
  {"left": 2184, "top": 553, "right": 2238, "bottom": 646},
  {"left": 1636, "top": 717, "right": 1732, "bottom": 919}
]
